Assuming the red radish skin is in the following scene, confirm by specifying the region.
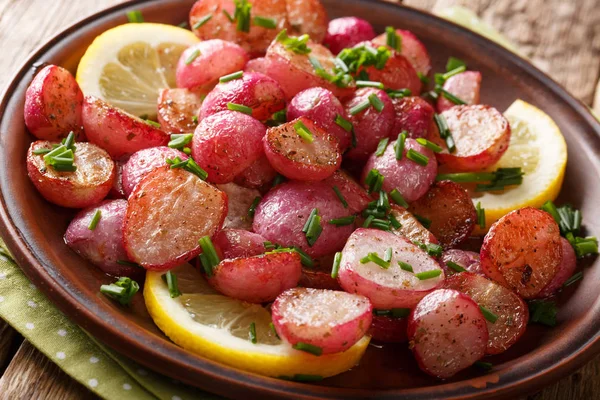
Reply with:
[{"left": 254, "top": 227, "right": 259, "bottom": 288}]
[
  {"left": 200, "top": 72, "right": 286, "bottom": 122},
  {"left": 82, "top": 96, "right": 169, "bottom": 159},
  {"left": 208, "top": 252, "right": 302, "bottom": 303},
  {"left": 216, "top": 182, "right": 262, "bottom": 230},
  {"left": 323, "top": 17, "right": 376, "bottom": 55},
  {"left": 212, "top": 229, "right": 267, "bottom": 260},
  {"left": 440, "top": 249, "right": 483, "bottom": 276},
  {"left": 344, "top": 88, "right": 395, "bottom": 161},
  {"left": 368, "top": 315, "right": 408, "bottom": 343},
  {"left": 321, "top": 170, "right": 371, "bottom": 215},
  {"left": 122, "top": 147, "right": 188, "bottom": 198},
  {"left": 285, "top": 0, "right": 329, "bottom": 43},
  {"left": 408, "top": 289, "right": 488, "bottom": 378},
  {"left": 252, "top": 180, "right": 355, "bottom": 258},
  {"left": 408, "top": 180, "right": 477, "bottom": 249},
  {"left": 244, "top": 57, "right": 271, "bottom": 75},
  {"left": 265, "top": 38, "right": 355, "bottom": 100},
  {"left": 445, "top": 272, "right": 529, "bottom": 355},
  {"left": 437, "top": 71, "right": 482, "bottom": 112},
  {"left": 537, "top": 237, "right": 578, "bottom": 298},
  {"left": 108, "top": 160, "right": 126, "bottom": 199},
  {"left": 338, "top": 229, "right": 444, "bottom": 309},
  {"left": 272, "top": 287, "right": 373, "bottom": 354},
  {"left": 157, "top": 88, "right": 203, "bottom": 133},
  {"left": 123, "top": 167, "right": 228, "bottom": 271},
  {"left": 24, "top": 65, "right": 85, "bottom": 141},
  {"left": 433, "top": 105, "right": 511, "bottom": 171},
  {"left": 361, "top": 138, "right": 437, "bottom": 203},
  {"left": 287, "top": 88, "right": 352, "bottom": 151},
  {"left": 27, "top": 141, "right": 115, "bottom": 209},
  {"left": 176, "top": 40, "right": 249, "bottom": 91},
  {"left": 390, "top": 96, "right": 435, "bottom": 139},
  {"left": 191, "top": 111, "right": 266, "bottom": 184},
  {"left": 373, "top": 29, "right": 432, "bottom": 76},
  {"left": 64, "top": 200, "right": 139, "bottom": 277},
  {"left": 299, "top": 260, "right": 342, "bottom": 290},
  {"left": 263, "top": 117, "right": 341, "bottom": 181},
  {"left": 233, "top": 155, "right": 278, "bottom": 189},
  {"left": 480, "top": 207, "right": 563, "bottom": 298},
  {"left": 388, "top": 205, "right": 438, "bottom": 245},
  {"left": 189, "top": 0, "right": 289, "bottom": 56}
]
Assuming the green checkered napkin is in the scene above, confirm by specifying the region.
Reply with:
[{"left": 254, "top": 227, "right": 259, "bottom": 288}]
[{"left": 0, "top": 7, "right": 512, "bottom": 399}]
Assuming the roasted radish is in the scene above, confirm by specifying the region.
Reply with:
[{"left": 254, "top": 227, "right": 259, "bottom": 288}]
[
  {"left": 216, "top": 182, "right": 262, "bottom": 230},
  {"left": 323, "top": 17, "right": 375, "bottom": 55},
  {"left": 212, "top": 229, "right": 267, "bottom": 260},
  {"left": 368, "top": 314, "right": 408, "bottom": 343},
  {"left": 157, "top": 88, "right": 202, "bottom": 133},
  {"left": 537, "top": 237, "right": 577, "bottom": 298},
  {"left": 390, "top": 96, "right": 434, "bottom": 139},
  {"left": 233, "top": 155, "right": 278, "bottom": 189},
  {"left": 372, "top": 29, "right": 431, "bottom": 76},
  {"left": 388, "top": 205, "right": 438, "bottom": 245},
  {"left": 285, "top": 0, "right": 329, "bottom": 43},
  {"left": 437, "top": 71, "right": 482, "bottom": 112},
  {"left": 440, "top": 249, "right": 483, "bottom": 276}
]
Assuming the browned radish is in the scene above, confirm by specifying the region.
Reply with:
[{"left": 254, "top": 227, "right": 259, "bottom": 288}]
[
  {"left": 408, "top": 180, "right": 477, "bottom": 249},
  {"left": 368, "top": 315, "right": 408, "bottom": 343},
  {"left": 157, "top": 88, "right": 202, "bottom": 133},
  {"left": 537, "top": 237, "right": 577, "bottom": 298},
  {"left": 263, "top": 116, "right": 341, "bottom": 181},
  {"left": 388, "top": 205, "right": 438, "bottom": 245},
  {"left": 212, "top": 229, "right": 267, "bottom": 260},
  {"left": 437, "top": 71, "right": 482, "bottom": 112},
  {"left": 82, "top": 96, "right": 169, "bottom": 159},
  {"left": 432, "top": 105, "right": 511, "bottom": 171},
  {"left": 408, "top": 289, "right": 488, "bottom": 378},
  {"left": 272, "top": 287, "right": 372, "bottom": 354},
  {"left": 299, "top": 261, "right": 342, "bottom": 290},
  {"left": 390, "top": 96, "right": 434, "bottom": 139},
  {"left": 216, "top": 182, "right": 261, "bottom": 230},
  {"left": 285, "top": 0, "right": 329, "bottom": 43},
  {"left": 24, "top": 65, "right": 85, "bottom": 141},
  {"left": 123, "top": 167, "right": 228, "bottom": 271},
  {"left": 208, "top": 252, "right": 302, "bottom": 303},
  {"left": 338, "top": 229, "right": 444, "bottom": 309},
  {"left": 445, "top": 272, "right": 529, "bottom": 355},
  {"left": 480, "top": 207, "right": 563, "bottom": 298},
  {"left": 27, "top": 141, "right": 115, "bottom": 209}
]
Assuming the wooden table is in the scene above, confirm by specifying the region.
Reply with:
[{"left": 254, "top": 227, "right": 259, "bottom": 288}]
[{"left": 1, "top": 0, "right": 599, "bottom": 398}]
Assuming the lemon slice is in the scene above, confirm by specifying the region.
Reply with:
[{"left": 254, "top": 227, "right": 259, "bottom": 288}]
[
  {"left": 472, "top": 100, "right": 567, "bottom": 232},
  {"left": 76, "top": 23, "right": 199, "bottom": 118},
  {"left": 144, "top": 263, "right": 370, "bottom": 378}
]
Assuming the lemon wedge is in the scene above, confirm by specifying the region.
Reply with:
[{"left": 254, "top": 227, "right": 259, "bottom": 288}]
[
  {"left": 76, "top": 23, "right": 199, "bottom": 118},
  {"left": 144, "top": 263, "right": 370, "bottom": 378},
  {"left": 472, "top": 99, "right": 567, "bottom": 233}
]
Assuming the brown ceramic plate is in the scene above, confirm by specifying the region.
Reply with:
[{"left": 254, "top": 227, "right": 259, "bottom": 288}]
[{"left": 1, "top": 0, "right": 600, "bottom": 398}]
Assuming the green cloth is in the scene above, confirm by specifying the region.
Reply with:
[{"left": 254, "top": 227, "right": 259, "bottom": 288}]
[{"left": 0, "top": 7, "right": 513, "bottom": 400}]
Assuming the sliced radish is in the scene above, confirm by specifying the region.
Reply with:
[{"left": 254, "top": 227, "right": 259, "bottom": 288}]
[{"left": 537, "top": 237, "right": 577, "bottom": 298}]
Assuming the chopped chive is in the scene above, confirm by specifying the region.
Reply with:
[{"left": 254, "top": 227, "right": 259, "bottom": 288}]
[
  {"left": 126, "top": 10, "right": 144, "bottom": 23},
  {"left": 479, "top": 305, "right": 498, "bottom": 324},
  {"left": 249, "top": 322, "right": 257, "bottom": 344},
  {"left": 328, "top": 216, "right": 356, "bottom": 226},
  {"left": 51, "top": 164, "right": 77, "bottom": 172},
  {"left": 266, "top": 108, "right": 287, "bottom": 126},
  {"left": 222, "top": 9, "right": 235, "bottom": 22},
  {"left": 88, "top": 210, "right": 102, "bottom": 231},
  {"left": 474, "top": 361, "right": 493, "bottom": 372},
  {"left": 185, "top": 158, "right": 208, "bottom": 180},
  {"left": 377, "top": 190, "right": 390, "bottom": 212},
  {"left": 436, "top": 172, "right": 496, "bottom": 183},
  {"left": 334, "top": 114, "right": 353, "bottom": 132},
  {"left": 389, "top": 189, "right": 409, "bottom": 208},
  {"left": 199, "top": 253, "right": 212, "bottom": 277},
  {"left": 100, "top": 277, "right": 139, "bottom": 306},
  {"left": 276, "top": 29, "right": 311, "bottom": 55},
  {"left": 438, "top": 87, "right": 467, "bottom": 105},
  {"left": 183, "top": 147, "right": 191, "bottom": 155},
  {"left": 417, "top": 72, "right": 429, "bottom": 85},
  {"left": 302, "top": 208, "right": 318, "bottom": 233},
  {"left": 388, "top": 214, "right": 402, "bottom": 229},
  {"left": 193, "top": 14, "right": 212, "bottom": 29},
  {"left": 360, "top": 255, "right": 371, "bottom": 264},
  {"left": 528, "top": 300, "right": 557, "bottom": 327},
  {"left": 356, "top": 80, "right": 384, "bottom": 89},
  {"left": 446, "top": 57, "right": 466, "bottom": 72},
  {"left": 248, "top": 196, "right": 261, "bottom": 218},
  {"left": 331, "top": 252, "right": 342, "bottom": 279},
  {"left": 569, "top": 234, "right": 599, "bottom": 258},
  {"left": 269, "top": 322, "right": 281, "bottom": 339},
  {"left": 406, "top": 149, "right": 429, "bottom": 166},
  {"left": 192, "top": 115, "right": 199, "bottom": 124},
  {"left": 433, "top": 113, "right": 456, "bottom": 153},
  {"left": 264, "top": 241, "right": 277, "bottom": 250},
  {"left": 414, "top": 269, "right": 442, "bottom": 280},
  {"left": 168, "top": 133, "right": 193, "bottom": 149},
  {"left": 386, "top": 88, "right": 412, "bottom": 98},
  {"left": 332, "top": 186, "right": 348, "bottom": 208},
  {"left": 364, "top": 169, "right": 384, "bottom": 194},
  {"left": 383, "top": 247, "right": 393, "bottom": 263},
  {"left": 33, "top": 148, "right": 52, "bottom": 155},
  {"left": 293, "top": 120, "right": 314, "bottom": 143},
  {"left": 198, "top": 236, "right": 220, "bottom": 274},
  {"left": 253, "top": 16, "right": 277, "bottom": 29},
  {"left": 308, "top": 55, "right": 323, "bottom": 71},
  {"left": 368, "top": 93, "right": 384, "bottom": 112},
  {"left": 415, "top": 138, "right": 443, "bottom": 153},
  {"left": 363, "top": 252, "right": 391, "bottom": 269},
  {"left": 475, "top": 168, "right": 524, "bottom": 192},
  {"left": 185, "top": 49, "right": 201, "bottom": 65},
  {"left": 385, "top": 26, "right": 401, "bottom": 51},
  {"left": 446, "top": 261, "right": 466, "bottom": 273},
  {"left": 62, "top": 131, "right": 76, "bottom": 150},
  {"left": 476, "top": 202, "right": 486, "bottom": 229},
  {"left": 349, "top": 99, "right": 370, "bottom": 115},
  {"left": 370, "top": 218, "right": 391, "bottom": 231},
  {"left": 363, "top": 215, "right": 375, "bottom": 228},
  {"left": 161, "top": 271, "right": 182, "bottom": 298},
  {"left": 303, "top": 209, "right": 322, "bottom": 247},
  {"left": 227, "top": 102, "right": 253, "bottom": 115},
  {"left": 178, "top": 21, "right": 189, "bottom": 28},
  {"left": 443, "top": 65, "right": 467, "bottom": 81},
  {"left": 272, "top": 174, "right": 286, "bottom": 187},
  {"left": 292, "top": 246, "right": 314, "bottom": 267},
  {"left": 292, "top": 342, "right": 322, "bottom": 356},
  {"left": 398, "top": 261, "right": 413, "bottom": 272},
  {"left": 425, "top": 243, "right": 443, "bottom": 257},
  {"left": 375, "top": 137, "right": 389, "bottom": 157},
  {"left": 563, "top": 271, "right": 583, "bottom": 287},
  {"left": 117, "top": 260, "right": 140, "bottom": 268},
  {"left": 219, "top": 70, "right": 243, "bottom": 83},
  {"left": 234, "top": 0, "right": 252, "bottom": 32},
  {"left": 395, "top": 132, "right": 407, "bottom": 160}
]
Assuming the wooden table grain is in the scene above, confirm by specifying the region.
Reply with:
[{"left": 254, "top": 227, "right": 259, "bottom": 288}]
[{"left": 1, "top": 0, "right": 599, "bottom": 399}]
